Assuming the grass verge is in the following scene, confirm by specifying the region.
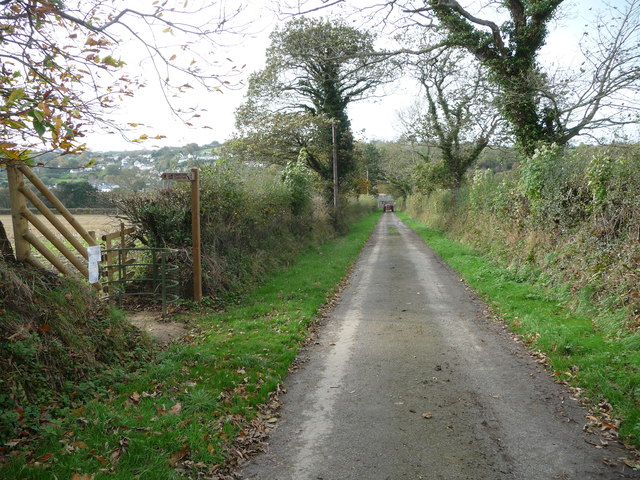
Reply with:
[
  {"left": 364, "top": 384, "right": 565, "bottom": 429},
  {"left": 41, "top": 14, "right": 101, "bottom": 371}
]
[
  {"left": 399, "top": 213, "right": 640, "bottom": 450},
  {"left": 0, "top": 212, "right": 379, "bottom": 479}
]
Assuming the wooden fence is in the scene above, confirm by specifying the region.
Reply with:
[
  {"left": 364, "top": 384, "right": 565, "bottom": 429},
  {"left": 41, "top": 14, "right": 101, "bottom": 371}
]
[
  {"left": 101, "top": 223, "right": 135, "bottom": 289},
  {"left": 6, "top": 163, "right": 195, "bottom": 305},
  {"left": 6, "top": 163, "right": 100, "bottom": 284}
]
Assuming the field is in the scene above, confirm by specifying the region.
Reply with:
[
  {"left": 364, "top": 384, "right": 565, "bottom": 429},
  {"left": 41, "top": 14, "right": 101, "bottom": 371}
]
[{"left": 0, "top": 214, "right": 124, "bottom": 245}]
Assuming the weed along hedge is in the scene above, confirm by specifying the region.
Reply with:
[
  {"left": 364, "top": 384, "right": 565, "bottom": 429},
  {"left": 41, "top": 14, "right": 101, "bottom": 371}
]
[
  {"left": 399, "top": 213, "right": 640, "bottom": 450},
  {"left": 0, "top": 211, "right": 379, "bottom": 479},
  {"left": 114, "top": 160, "right": 352, "bottom": 300}
]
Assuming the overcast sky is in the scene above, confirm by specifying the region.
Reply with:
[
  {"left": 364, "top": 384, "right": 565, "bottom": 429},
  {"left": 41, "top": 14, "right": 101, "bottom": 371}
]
[{"left": 81, "top": 0, "right": 618, "bottom": 152}]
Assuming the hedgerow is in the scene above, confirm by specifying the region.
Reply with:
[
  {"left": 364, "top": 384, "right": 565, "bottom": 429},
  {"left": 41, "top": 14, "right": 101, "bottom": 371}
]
[
  {"left": 405, "top": 143, "right": 640, "bottom": 332},
  {"left": 113, "top": 159, "right": 365, "bottom": 299}
]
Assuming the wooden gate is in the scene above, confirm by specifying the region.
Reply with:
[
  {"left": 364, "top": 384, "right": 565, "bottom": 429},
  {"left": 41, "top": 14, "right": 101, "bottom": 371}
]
[
  {"left": 101, "top": 223, "right": 135, "bottom": 288},
  {"left": 6, "top": 163, "right": 100, "bottom": 284}
]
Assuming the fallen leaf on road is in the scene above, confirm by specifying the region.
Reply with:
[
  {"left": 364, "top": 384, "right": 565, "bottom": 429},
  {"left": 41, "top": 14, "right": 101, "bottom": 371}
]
[
  {"left": 602, "top": 457, "right": 616, "bottom": 467},
  {"left": 621, "top": 458, "right": 638, "bottom": 468},
  {"left": 422, "top": 413, "right": 433, "bottom": 419}
]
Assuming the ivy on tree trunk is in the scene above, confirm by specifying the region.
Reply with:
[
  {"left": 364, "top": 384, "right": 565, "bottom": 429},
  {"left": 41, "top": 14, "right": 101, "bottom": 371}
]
[{"left": 427, "top": 0, "right": 564, "bottom": 155}]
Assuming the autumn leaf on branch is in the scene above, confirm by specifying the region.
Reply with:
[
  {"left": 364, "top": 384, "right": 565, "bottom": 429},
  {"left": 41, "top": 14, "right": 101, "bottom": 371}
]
[{"left": 0, "top": 0, "right": 248, "bottom": 164}]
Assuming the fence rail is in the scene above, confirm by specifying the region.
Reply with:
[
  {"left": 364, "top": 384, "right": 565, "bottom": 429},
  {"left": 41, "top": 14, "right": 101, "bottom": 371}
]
[
  {"left": 7, "top": 163, "right": 99, "bottom": 283},
  {"left": 6, "top": 164, "right": 184, "bottom": 311},
  {"left": 0, "top": 208, "right": 117, "bottom": 215}
]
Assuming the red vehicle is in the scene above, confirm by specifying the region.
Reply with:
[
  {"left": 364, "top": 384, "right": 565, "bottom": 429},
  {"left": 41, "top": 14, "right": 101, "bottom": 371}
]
[{"left": 383, "top": 203, "right": 394, "bottom": 212}]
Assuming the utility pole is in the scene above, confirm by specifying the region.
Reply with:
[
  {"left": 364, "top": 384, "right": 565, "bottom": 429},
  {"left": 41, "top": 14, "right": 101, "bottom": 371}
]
[
  {"left": 332, "top": 122, "right": 339, "bottom": 214},
  {"left": 366, "top": 168, "right": 369, "bottom": 195},
  {"left": 190, "top": 167, "right": 202, "bottom": 302}
]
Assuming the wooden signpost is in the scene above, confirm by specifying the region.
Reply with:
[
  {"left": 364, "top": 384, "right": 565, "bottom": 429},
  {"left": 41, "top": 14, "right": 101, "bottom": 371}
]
[
  {"left": 161, "top": 172, "right": 194, "bottom": 182},
  {"left": 161, "top": 168, "right": 202, "bottom": 302}
]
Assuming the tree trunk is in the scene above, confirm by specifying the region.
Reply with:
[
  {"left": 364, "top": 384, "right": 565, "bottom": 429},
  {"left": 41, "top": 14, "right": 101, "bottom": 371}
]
[{"left": 0, "top": 219, "right": 15, "bottom": 262}]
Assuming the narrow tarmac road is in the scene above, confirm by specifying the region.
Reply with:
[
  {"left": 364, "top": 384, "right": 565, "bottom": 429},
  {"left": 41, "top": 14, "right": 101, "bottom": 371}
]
[{"left": 240, "top": 213, "right": 638, "bottom": 480}]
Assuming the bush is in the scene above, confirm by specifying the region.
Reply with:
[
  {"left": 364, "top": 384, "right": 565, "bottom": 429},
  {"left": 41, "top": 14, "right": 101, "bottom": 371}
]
[
  {"left": 413, "top": 160, "right": 455, "bottom": 195},
  {"left": 114, "top": 161, "right": 338, "bottom": 299},
  {"left": 282, "top": 149, "right": 315, "bottom": 216},
  {"left": 405, "top": 143, "right": 640, "bottom": 331},
  {"left": 586, "top": 146, "right": 640, "bottom": 239}
]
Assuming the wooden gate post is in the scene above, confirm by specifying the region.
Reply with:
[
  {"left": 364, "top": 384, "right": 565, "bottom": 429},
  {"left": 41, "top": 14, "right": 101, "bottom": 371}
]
[
  {"left": 191, "top": 167, "right": 202, "bottom": 302},
  {"left": 6, "top": 165, "right": 30, "bottom": 262}
]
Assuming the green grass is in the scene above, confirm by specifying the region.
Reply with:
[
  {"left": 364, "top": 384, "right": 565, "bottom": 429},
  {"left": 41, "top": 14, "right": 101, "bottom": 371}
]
[
  {"left": 0, "top": 212, "right": 379, "bottom": 479},
  {"left": 399, "top": 212, "right": 640, "bottom": 448}
]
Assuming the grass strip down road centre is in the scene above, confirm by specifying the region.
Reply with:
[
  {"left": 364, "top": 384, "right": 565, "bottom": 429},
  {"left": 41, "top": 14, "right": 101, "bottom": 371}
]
[
  {"left": 1, "top": 213, "right": 380, "bottom": 480},
  {"left": 399, "top": 212, "right": 640, "bottom": 451}
]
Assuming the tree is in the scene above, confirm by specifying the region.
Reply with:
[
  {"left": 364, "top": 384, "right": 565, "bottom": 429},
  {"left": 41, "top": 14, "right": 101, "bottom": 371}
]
[
  {"left": 376, "top": 141, "right": 427, "bottom": 199},
  {"left": 351, "top": 142, "right": 384, "bottom": 195},
  {"left": 0, "top": 0, "right": 245, "bottom": 261},
  {"left": 0, "top": 0, "right": 244, "bottom": 163},
  {"left": 280, "top": 1, "right": 640, "bottom": 155},
  {"left": 53, "top": 181, "right": 100, "bottom": 208},
  {"left": 230, "top": 107, "right": 334, "bottom": 171},
  {"left": 401, "top": 48, "right": 502, "bottom": 188},
  {"left": 411, "top": 0, "right": 640, "bottom": 154},
  {"left": 235, "top": 17, "right": 390, "bottom": 195},
  {"left": 417, "top": 0, "right": 563, "bottom": 155}
]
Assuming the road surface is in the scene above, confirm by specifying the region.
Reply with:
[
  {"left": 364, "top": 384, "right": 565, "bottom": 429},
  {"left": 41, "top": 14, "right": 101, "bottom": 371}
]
[{"left": 240, "top": 213, "right": 638, "bottom": 480}]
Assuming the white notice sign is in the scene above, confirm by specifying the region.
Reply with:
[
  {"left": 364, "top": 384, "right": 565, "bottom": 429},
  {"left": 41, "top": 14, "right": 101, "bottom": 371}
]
[{"left": 87, "top": 245, "right": 101, "bottom": 284}]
